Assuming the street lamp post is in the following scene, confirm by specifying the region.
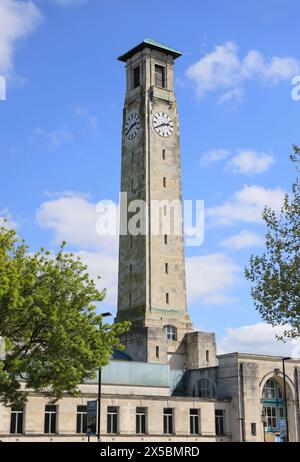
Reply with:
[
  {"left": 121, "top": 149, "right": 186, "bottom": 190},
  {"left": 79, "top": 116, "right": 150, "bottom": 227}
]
[
  {"left": 282, "top": 357, "right": 291, "bottom": 443},
  {"left": 97, "top": 312, "right": 112, "bottom": 443}
]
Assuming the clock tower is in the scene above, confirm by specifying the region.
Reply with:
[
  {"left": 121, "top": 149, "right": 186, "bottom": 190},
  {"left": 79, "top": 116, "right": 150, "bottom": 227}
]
[{"left": 116, "top": 39, "right": 217, "bottom": 369}]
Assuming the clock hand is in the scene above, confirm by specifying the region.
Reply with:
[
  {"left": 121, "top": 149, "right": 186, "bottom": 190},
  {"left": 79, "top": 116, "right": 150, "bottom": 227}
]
[
  {"left": 155, "top": 122, "right": 170, "bottom": 129},
  {"left": 126, "top": 121, "right": 138, "bottom": 135}
]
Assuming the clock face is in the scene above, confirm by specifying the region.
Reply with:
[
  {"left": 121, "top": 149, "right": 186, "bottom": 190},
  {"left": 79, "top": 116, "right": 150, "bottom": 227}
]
[
  {"left": 153, "top": 112, "right": 174, "bottom": 137},
  {"left": 125, "top": 112, "right": 140, "bottom": 140}
]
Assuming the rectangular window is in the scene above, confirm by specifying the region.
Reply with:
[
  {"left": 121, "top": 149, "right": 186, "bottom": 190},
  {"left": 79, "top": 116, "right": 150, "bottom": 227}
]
[
  {"left": 10, "top": 406, "right": 24, "bottom": 434},
  {"left": 131, "top": 178, "right": 134, "bottom": 193},
  {"left": 164, "top": 234, "right": 168, "bottom": 244},
  {"left": 133, "top": 66, "right": 140, "bottom": 89},
  {"left": 165, "top": 263, "right": 168, "bottom": 274},
  {"left": 129, "top": 293, "right": 132, "bottom": 307},
  {"left": 76, "top": 405, "right": 87, "bottom": 434},
  {"left": 44, "top": 405, "right": 57, "bottom": 434},
  {"left": 166, "top": 293, "right": 169, "bottom": 304},
  {"left": 215, "top": 409, "right": 225, "bottom": 436},
  {"left": 190, "top": 409, "right": 200, "bottom": 435},
  {"left": 263, "top": 406, "right": 277, "bottom": 429},
  {"left": 206, "top": 350, "right": 209, "bottom": 362},
  {"left": 156, "top": 346, "right": 160, "bottom": 358},
  {"left": 107, "top": 406, "right": 118, "bottom": 434},
  {"left": 163, "top": 408, "right": 174, "bottom": 434},
  {"left": 136, "top": 407, "right": 147, "bottom": 434},
  {"left": 162, "top": 149, "right": 166, "bottom": 160},
  {"left": 129, "top": 264, "right": 132, "bottom": 281},
  {"left": 155, "top": 65, "right": 166, "bottom": 88},
  {"left": 251, "top": 422, "right": 256, "bottom": 436},
  {"left": 130, "top": 235, "right": 133, "bottom": 249},
  {"left": 163, "top": 177, "right": 166, "bottom": 188}
]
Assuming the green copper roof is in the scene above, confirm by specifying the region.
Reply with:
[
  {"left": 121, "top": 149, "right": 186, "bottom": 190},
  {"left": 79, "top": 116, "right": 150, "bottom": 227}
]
[{"left": 117, "top": 38, "right": 182, "bottom": 62}]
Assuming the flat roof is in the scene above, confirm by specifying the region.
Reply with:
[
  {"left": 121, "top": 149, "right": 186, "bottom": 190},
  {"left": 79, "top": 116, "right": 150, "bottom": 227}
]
[
  {"left": 217, "top": 352, "right": 300, "bottom": 361},
  {"left": 118, "top": 38, "right": 182, "bottom": 62}
]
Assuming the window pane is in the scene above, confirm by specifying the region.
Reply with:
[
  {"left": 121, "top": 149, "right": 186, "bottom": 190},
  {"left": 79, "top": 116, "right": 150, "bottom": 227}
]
[
  {"left": 76, "top": 414, "right": 81, "bottom": 433},
  {"left": 50, "top": 413, "right": 56, "bottom": 434},
  {"left": 83, "top": 413, "right": 87, "bottom": 433},
  {"left": 133, "top": 66, "right": 140, "bottom": 88},
  {"left": 17, "top": 413, "right": 23, "bottom": 434},
  {"left": 155, "top": 65, "right": 165, "bottom": 88},
  {"left": 44, "top": 413, "right": 50, "bottom": 434},
  {"left": 10, "top": 413, "right": 16, "bottom": 434},
  {"left": 107, "top": 414, "right": 112, "bottom": 434},
  {"left": 112, "top": 414, "right": 118, "bottom": 434},
  {"left": 45, "top": 405, "right": 56, "bottom": 412}
]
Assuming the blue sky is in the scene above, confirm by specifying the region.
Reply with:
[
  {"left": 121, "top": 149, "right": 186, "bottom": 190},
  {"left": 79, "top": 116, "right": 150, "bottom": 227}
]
[{"left": 1, "top": 0, "right": 300, "bottom": 356}]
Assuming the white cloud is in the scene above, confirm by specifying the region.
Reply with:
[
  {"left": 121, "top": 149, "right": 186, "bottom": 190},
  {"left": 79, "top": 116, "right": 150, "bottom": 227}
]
[
  {"left": 207, "top": 184, "right": 285, "bottom": 225},
  {"left": 187, "top": 42, "right": 241, "bottom": 98},
  {"left": 0, "top": 209, "right": 18, "bottom": 230},
  {"left": 226, "top": 150, "right": 275, "bottom": 175},
  {"left": 187, "top": 41, "right": 300, "bottom": 101},
  {"left": 218, "top": 322, "right": 300, "bottom": 357},
  {"left": 36, "top": 193, "right": 118, "bottom": 252},
  {"left": 218, "top": 87, "right": 244, "bottom": 104},
  {"left": 75, "top": 106, "right": 101, "bottom": 136},
  {"left": 31, "top": 127, "right": 72, "bottom": 148},
  {"left": 186, "top": 253, "right": 240, "bottom": 305},
  {"left": 36, "top": 193, "right": 119, "bottom": 307},
  {"left": 0, "top": 0, "right": 42, "bottom": 77},
  {"left": 200, "top": 148, "right": 230, "bottom": 165},
  {"left": 74, "top": 250, "right": 118, "bottom": 307},
  {"left": 220, "top": 230, "right": 263, "bottom": 250}
]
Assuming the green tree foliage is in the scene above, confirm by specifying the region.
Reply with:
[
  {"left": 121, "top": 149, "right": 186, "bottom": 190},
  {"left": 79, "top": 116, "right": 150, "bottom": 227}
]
[
  {"left": 245, "top": 145, "right": 300, "bottom": 339},
  {"left": 0, "top": 225, "right": 129, "bottom": 405}
]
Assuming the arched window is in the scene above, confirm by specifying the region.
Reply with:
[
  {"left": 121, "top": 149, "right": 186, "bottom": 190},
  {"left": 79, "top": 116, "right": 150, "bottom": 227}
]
[
  {"left": 197, "top": 378, "right": 216, "bottom": 398},
  {"left": 262, "top": 378, "right": 285, "bottom": 433},
  {"left": 262, "top": 378, "right": 282, "bottom": 400},
  {"left": 164, "top": 325, "right": 177, "bottom": 341}
]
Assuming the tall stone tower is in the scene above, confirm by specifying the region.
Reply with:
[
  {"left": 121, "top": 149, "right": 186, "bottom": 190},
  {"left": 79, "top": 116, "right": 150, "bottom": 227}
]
[{"left": 116, "top": 39, "right": 216, "bottom": 369}]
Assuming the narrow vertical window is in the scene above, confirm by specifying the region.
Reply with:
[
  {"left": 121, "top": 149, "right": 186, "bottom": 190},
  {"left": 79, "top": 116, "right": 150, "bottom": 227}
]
[
  {"left": 165, "top": 262, "right": 168, "bottom": 274},
  {"left": 130, "top": 235, "right": 133, "bottom": 249},
  {"left": 164, "top": 234, "right": 168, "bottom": 245},
  {"left": 76, "top": 405, "right": 87, "bottom": 434},
  {"left": 10, "top": 406, "right": 24, "bottom": 434},
  {"left": 129, "top": 263, "right": 132, "bottom": 281},
  {"left": 131, "top": 178, "right": 134, "bottom": 193},
  {"left": 44, "top": 405, "right": 57, "bottom": 434},
  {"left": 156, "top": 346, "right": 160, "bottom": 358},
  {"left": 155, "top": 65, "right": 166, "bottom": 88},
  {"left": 133, "top": 66, "right": 140, "bottom": 89},
  {"left": 129, "top": 293, "right": 132, "bottom": 307},
  {"left": 251, "top": 422, "right": 257, "bottom": 436},
  {"left": 215, "top": 410, "right": 225, "bottom": 436},
  {"left": 136, "top": 407, "right": 147, "bottom": 434},
  {"left": 190, "top": 409, "right": 200, "bottom": 435},
  {"left": 166, "top": 292, "right": 169, "bottom": 304},
  {"left": 163, "top": 408, "right": 174, "bottom": 434},
  {"left": 162, "top": 149, "right": 166, "bottom": 160},
  {"left": 163, "top": 177, "right": 166, "bottom": 188},
  {"left": 206, "top": 350, "right": 209, "bottom": 363},
  {"left": 107, "top": 406, "right": 118, "bottom": 434}
]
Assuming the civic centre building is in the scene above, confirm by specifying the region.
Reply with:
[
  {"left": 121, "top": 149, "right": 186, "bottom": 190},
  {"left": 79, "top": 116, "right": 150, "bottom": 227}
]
[{"left": 0, "top": 39, "right": 300, "bottom": 443}]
